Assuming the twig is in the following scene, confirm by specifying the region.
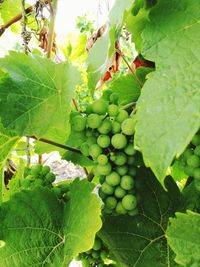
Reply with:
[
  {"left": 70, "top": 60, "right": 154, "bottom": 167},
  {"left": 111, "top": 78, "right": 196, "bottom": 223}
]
[
  {"left": 31, "top": 136, "right": 82, "bottom": 154},
  {"left": 26, "top": 137, "right": 31, "bottom": 166},
  {"left": 72, "top": 98, "right": 79, "bottom": 111},
  {"left": 0, "top": 6, "right": 33, "bottom": 36}
]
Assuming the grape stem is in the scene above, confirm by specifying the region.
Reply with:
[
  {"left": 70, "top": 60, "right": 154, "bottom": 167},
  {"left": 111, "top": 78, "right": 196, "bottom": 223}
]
[
  {"left": 47, "top": 0, "right": 58, "bottom": 58},
  {"left": 120, "top": 102, "right": 136, "bottom": 110}
]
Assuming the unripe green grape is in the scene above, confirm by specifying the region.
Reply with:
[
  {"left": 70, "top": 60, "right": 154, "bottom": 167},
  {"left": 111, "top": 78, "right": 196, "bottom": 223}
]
[
  {"left": 92, "top": 165, "right": 100, "bottom": 176},
  {"left": 108, "top": 104, "right": 118, "bottom": 117},
  {"left": 121, "top": 118, "right": 135, "bottom": 135},
  {"left": 114, "top": 152, "right": 127, "bottom": 166},
  {"left": 30, "top": 164, "right": 42, "bottom": 176},
  {"left": 101, "top": 182, "right": 114, "bottom": 195},
  {"left": 124, "top": 143, "right": 137, "bottom": 156},
  {"left": 71, "top": 115, "right": 86, "bottom": 132},
  {"left": 115, "top": 201, "right": 127, "bottom": 214},
  {"left": 182, "top": 148, "right": 193, "bottom": 159},
  {"left": 103, "top": 206, "right": 113, "bottom": 214},
  {"left": 89, "top": 144, "right": 102, "bottom": 159},
  {"left": 128, "top": 208, "right": 138, "bottom": 216},
  {"left": 21, "top": 178, "right": 31, "bottom": 188},
  {"left": 100, "top": 250, "right": 108, "bottom": 261},
  {"left": 102, "top": 89, "right": 112, "bottom": 101},
  {"left": 41, "top": 165, "right": 50, "bottom": 176},
  {"left": 128, "top": 166, "right": 137, "bottom": 176},
  {"left": 111, "top": 121, "right": 121, "bottom": 134},
  {"left": 98, "top": 120, "right": 112, "bottom": 134},
  {"left": 93, "top": 238, "right": 102, "bottom": 251},
  {"left": 82, "top": 258, "right": 90, "bottom": 267},
  {"left": 105, "top": 196, "right": 117, "bottom": 209},
  {"left": 121, "top": 175, "right": 134, "bottom": 190},
  {"left": 45, "top": 172, "right": 56, "bottom": 184},
  {"left": 122, "top": 195, "right": 137, "bottom": 211},
  {"left": 97, "top": 154, "right": 108, "bottom": 165},
  {"left": 109, "top": 93, "right": 118, "bottom": 104},
  {"left": 106, "top": 172, "right": 120, "bottom": 186},
  {"left": 187, "top": 155, "right": 200, "bottom": 168},
  {"left": 114, "top": 186, "right": 126, "bottom": 198},
  {"left": 97, "top": 134, "right": 110, "bottom": 148},
  {"left": 87, "top": 114, "right": 102, "bottom": 129},
  {"left": 98, "top": 187, "right": 106, "bottom": 199},
  {"left": 92, "top": 99, "right": 108, "bottom": 115},
  {"left": 80, "top": 142, "right": 90, "bottom": 156},
  {"left": 192, "top": 134, "right": 200, "bottom": 146},
  {"left": 85, "top": 104, "right": 93, "bottom": 114},
  {"left": 193, "top": 168, "right": 200, "bottom": 179},
  {"left": 116, "top": 110, "right": 129, "bottom": 123},
  {"left": 116, "top": 165, "right": 128, "bottom": 176},
  {"left": 34, "top": 179, "right": 44, "bottom": 187},
  {"left": 97, "top": 163, "right": 112, "bottom": 176},
  {"left": 194, "top": 145, "right": 200, "bottom": 156},
  {"left": 127, "top": 156, "right": 136, "bottom": 165},
  {"left": 183, "top": 166, "right": 194, "bottom": 176},
  {"left": 87, "top": 136, "right": 97, "bottom": 145},
  {"left": 110, "top": 153, "right": 116, "bottom": 162},
  {"left": 111, "top": 134, "right": 127, "bottom": 149}
]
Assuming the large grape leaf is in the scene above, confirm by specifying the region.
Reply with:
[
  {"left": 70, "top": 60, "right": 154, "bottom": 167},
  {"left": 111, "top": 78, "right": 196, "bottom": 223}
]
[
  {"left": 166, "top": 211, "right": 200, "bottom": 266},
  {"left": 0, "top": 124, "right": 19, "bottom": 204},
  {"left": 0, "top": 179, "right": 102, "bottom": 266},
  {"left": 134, "top": 0, "right": 200, "bottom": 186},
  {"left": 0, "top": 52, "right": 80, "bottom": 137},
  {"left": 86, "top": 0, "right": 133, "bottom": 92},
  {"left": 99, "top": 168, "right": 182, "bottom": 267}
]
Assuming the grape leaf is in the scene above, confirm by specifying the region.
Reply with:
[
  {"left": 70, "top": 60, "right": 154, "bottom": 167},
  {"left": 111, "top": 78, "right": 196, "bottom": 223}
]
[
  {"left": 0, "top": 179, "right": 102, "bottom": 266},
  {"left": 134, "top": 0, "right": 200, "bottom": 186},
  {"left": 86, "top": 0, "right": 133, "bottom": 92},
  {"left": 62, "top": 151, "right": 93, "bottom": 167},
  {"left": 0, "top": 124, "right": 19, "bottom": 204},
  {"left": 99, "top": 168, "right": 182, "bottom": 267},
  {"left": 0, "top": 52, "right": 80, "bottom": 137},
  {"left": 166, "top": 211, "right": 200, "bottom": 266}
]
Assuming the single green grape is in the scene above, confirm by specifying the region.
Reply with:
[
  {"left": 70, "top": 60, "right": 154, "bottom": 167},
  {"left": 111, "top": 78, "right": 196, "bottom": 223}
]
[
  {"left": 127, "top": 156, "right": 136, "bottom": 165},
  {"left": 98, "top": 120, "right": 112, "bottom": 134},
  {"left": 102, "top": 89, "right": 112, "bottom": 101},
  {"left": 128, "top": 208, "right": 138, "bottom": 216},
  {"left": 87, "top": 136, "right": 97, "bottom": 145},
  {"left": 80, "top": 142, "right": 90, "bottom": 156},
  {"left": 122, "top": 194, "right": 137, "bottom": 211},
  {"left": 193, "top": 168, "right": 200, "bottom": 179},
  {"left": 121, "top": 118, "right": 135, "bottom": 135},
  {"left": 97, "top": 134, "right": 110, "bottom": 148},
  {"left": 91, "top": 99, "right": 108, "bottom": 115},
  {"left": 89, "top": 144, "right": 102, "bottom": 159},
  {"left": 108, "top": 104, "right": 118, "bottom": 117},
  {"left": 41, "top": 165, "right": 50, "bottom": 176},
  {"left": 71, "top": 115, "right": 86, "bottom": 132},
  {"left": 124, "top": 143, "right": 137, "bottom": 156},
  {"left": 100, "top": 250, "right": 108, "bottom": 261},
  {"left": 191, "top": 134, "right": 200, "bottom": 146},
  {"left": 116, "top": 165, "right": 128, "bottom": 176},
  {"left": 194, "top": 145, "right": 200, "bottom": 156},
  {"left": 114, "top": 186, "right": 126, "bottom": 198},
  {"left": 101, "top": 182, "right": 115, "bottom": 195},
  {"left": 30, "top": 164, "right": 42, "bottom": 176},
  {"left": 114, "top": 152, "right": 127, "bottom": 166},
  {"left": 98, "top": 187, "right": 107, "bottom": 199},
  {"left": 183, "top": 166, "right": 194, "bottom": 176},
  {"left": 34, "top": 179, "right": 44, "bottom": 187},
  {"left": 81, "top": 258, "right": 90, "bottom": 267},
  {"left": 105, "top": 196, "right": 117, "bottom": 209},
  {"left": 116, "top": 110, "right": 129, "bottom": 123},
  {"left": 45, "top": 172, "right": 56, "bottom": 184},
  {"left": 121, "top": 175, "right": 134, "bottom": 190},
  {"left": 87, "top": 114, "right": 102, "bottom": 129},
  {"left": 21, "top": 178, "right": 31, "bottom": 188},
  {"left": 115, "top": 201, "right": 127, "bottom": 214},
  {"left": 93, "top": 238, "right": 102, "bottom": 251},
  {"left": 183, "top": 148, "right": 193, "bottom": 159},
  {"left": 97, "top": 154, "right": 108, "bottom": 165},
  {"left": 106, "top": 172, "right": 120, "bottom": 186},
  {"left": 187, "top": 155, "right": 200, "bottom": 168},
  {"left": 97, "top": 163, "right": 112, "bottom": 176},
  {"left": 111, "top": 121, "right": 121, "bottom": 134},
  {"left": 111, "top": 134, "right": 127, "bottom": 149},
  {"left": 109, "top": 93, "right": 118, "bottom": 104}
]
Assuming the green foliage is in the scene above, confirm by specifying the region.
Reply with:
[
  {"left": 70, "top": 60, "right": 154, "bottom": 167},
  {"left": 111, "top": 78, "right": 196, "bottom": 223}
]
[
  {"left": 99, "top": 168, "right": 182, "bottom": 266},
  {"left": 0, "top": 179, "right": 102, "bottom": 266},
  {"left": 0, "top": 124, "right": 19, "bottom": 203},
  {"left": 0, "top": 52, "right": 81, "bottom": 137},
  {"left": 166, "top": 211, "right": 200, "bottom": 266},
  {"left": 134, "top": 0, "right": 200, "bottom": 185}
]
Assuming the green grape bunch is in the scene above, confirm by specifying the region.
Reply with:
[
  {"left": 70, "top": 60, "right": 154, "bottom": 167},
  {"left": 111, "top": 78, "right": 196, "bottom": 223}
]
[
  {"left": 70, "top": 91, "right": 142, "bottom": 216},
  {"left": 21, "top": 164, "right": 70, "bottom": 202},
  {"left": 76, "top": 236, "right": 114, "bottom": 267},
  {"left": 177, "top": 130, "right": 200, "bottom": 190}
]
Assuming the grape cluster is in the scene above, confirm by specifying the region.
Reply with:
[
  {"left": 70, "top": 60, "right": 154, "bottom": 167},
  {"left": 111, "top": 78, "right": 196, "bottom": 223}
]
[
  {"left": 178, "top": 131, "right": 200, "bottom": 190},
  {"left": 21, "top": 164, "right": 70, "bottom": 201},
  {"left": 71, "top": 95, "right": 140, "bottom": 215},
  {"left": 77, "top": 236, "right": 113, "bottom": 267}
]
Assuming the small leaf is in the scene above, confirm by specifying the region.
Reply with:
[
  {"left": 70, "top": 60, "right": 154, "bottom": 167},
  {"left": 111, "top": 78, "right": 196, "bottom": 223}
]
[
  {"left": 0, "top": 52, "right": 81, "bottom": 137},
  {"left": 99, "top": 168, "right": 182, "bottom": 267},
  {"left": 166, "top": 211, "right": 200, "bottom": 266},
  {"left": 62, "top": 151, "right": 93, "bottom": 167}
]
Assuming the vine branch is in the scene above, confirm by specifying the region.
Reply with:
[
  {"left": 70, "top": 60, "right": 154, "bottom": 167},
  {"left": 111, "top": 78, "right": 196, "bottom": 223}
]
[{"left": 47, "top": 0, "right": 58, "bottom": 58}]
